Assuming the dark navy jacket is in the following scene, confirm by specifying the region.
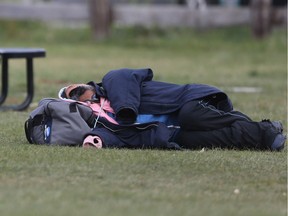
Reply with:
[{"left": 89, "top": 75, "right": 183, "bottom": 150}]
[
  {"left": 89, "top": 68, "right": 233, "bottom": 124},
  {"left": 84, "top": 68, "right": 234, "bottom": 149},
  {"left": 86, "top": 117, "right": 181, "bottom": 150}
]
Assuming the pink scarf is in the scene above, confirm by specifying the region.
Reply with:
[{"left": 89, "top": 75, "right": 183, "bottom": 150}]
[{"left": 79, "top": 98, "right": 118, "bottom": 125}]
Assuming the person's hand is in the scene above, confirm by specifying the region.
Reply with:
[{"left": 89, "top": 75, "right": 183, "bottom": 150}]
[{"left": 83, "top": 135, "right": 103, "bottom": 149}]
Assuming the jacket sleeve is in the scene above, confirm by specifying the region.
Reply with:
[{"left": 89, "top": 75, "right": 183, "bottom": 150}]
[
  {"left": 85, "top": 127, "right": 127, "bottom": 149},
  {"left": 85, "top": 122, "right": 182, "bottom": 150},
  {"left": 102, "top": 68, "right": 154, "bottom": 124}
]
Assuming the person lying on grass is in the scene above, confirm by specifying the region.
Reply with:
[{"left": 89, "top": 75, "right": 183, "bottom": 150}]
[{"left": 59, "top": 68, "right": 286, "bottom": 151}]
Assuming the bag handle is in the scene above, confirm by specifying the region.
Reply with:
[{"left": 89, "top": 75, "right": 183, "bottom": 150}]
[{"left": 24, "top": 119, "right": 34, "bottom": 144}]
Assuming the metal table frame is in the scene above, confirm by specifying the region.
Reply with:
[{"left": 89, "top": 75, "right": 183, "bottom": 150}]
[{"left": 0, "top": 48, "right": 46, "bottom": 111}]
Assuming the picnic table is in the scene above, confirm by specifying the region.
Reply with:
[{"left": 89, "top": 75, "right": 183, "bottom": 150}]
[{"left": 0, "top": 48, "right": 46, "bottom": 111}]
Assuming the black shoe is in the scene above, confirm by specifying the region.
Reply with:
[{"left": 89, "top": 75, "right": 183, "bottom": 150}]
[
  {"left": 262, "top": 120, "right": 286, "bottom": 151},
  {"left": 262, "top": 119, "right": 283, "bottom": 133}
]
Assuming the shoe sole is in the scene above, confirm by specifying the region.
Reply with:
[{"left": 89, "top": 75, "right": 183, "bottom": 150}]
[{"left": 271, "top": 134, "right": 286, "bottom": 151}]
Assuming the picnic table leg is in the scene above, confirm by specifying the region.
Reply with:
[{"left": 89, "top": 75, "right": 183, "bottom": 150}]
[
  {"left": 14, "top": 58, "right": 34, "bottom": 111},
  {"left": 0, "top": 57, "right": 8, "bottom": 106}
]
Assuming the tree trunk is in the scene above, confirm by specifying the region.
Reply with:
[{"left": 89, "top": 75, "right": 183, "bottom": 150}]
[
  {"left": 251, "top": 0, "right": 272, "bottom": 38},
  {"left": 88, "top": 0, "right": 112, "bottom": 40}
]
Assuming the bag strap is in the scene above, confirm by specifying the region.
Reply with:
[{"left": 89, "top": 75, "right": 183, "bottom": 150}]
[
  {"left": 24, "top": 115, "right": 44, "bottom": 144},
  {"left": 69, "top": 102, "right": 77, "bottom": 113},
  {"left": 73, "top": 102, "right": 97, "bottom": 127},
  {"left": 24, "top": 119, "right": 34, "bottom": 144}
]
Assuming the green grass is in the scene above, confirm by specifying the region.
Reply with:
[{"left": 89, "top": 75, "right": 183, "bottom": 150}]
[{"left": 0, "top": 20, "right": 287, "bottom": 216}]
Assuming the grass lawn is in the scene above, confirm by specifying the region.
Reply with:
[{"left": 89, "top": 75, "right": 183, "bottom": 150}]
[{"left": 0, "top": 21, "right": 287, "bottom": 216}]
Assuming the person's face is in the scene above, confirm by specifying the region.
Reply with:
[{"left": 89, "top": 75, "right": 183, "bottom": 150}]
[{"left": 65, "top": 84, "right": 96, "bottom": 102}]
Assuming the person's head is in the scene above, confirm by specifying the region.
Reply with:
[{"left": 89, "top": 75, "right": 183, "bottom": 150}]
[{"left": 58, "top": 84, "right": 98, "bottom": 102}]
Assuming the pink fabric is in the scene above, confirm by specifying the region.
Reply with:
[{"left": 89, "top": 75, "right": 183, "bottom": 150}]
[{"left": 79, "top": 98, "right": 118, "bottom": 125}]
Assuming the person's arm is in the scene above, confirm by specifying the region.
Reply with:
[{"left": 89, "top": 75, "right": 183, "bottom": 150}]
[{"left": 102, "top": 68, "right": 153, "bottom": 124}]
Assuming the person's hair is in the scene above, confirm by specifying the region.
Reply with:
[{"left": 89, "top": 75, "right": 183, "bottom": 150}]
[{"left": 69, "top": 85, "right": 95, "bottom": 101}]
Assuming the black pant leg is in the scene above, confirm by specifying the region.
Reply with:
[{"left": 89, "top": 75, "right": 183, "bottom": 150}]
[
  {"left": 178, "top": 100, "right": 252, "bottom": 131},
  {"left": 174, "top": 121, "right": 271, "bottom": 150}
]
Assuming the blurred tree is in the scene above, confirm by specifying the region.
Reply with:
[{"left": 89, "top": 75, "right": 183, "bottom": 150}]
[
  {"left": 251, "top": 0, "right": 272, "bottom": 38},
  {"left": 88, "top": 0, "right": 113, "bottom": 40}
]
